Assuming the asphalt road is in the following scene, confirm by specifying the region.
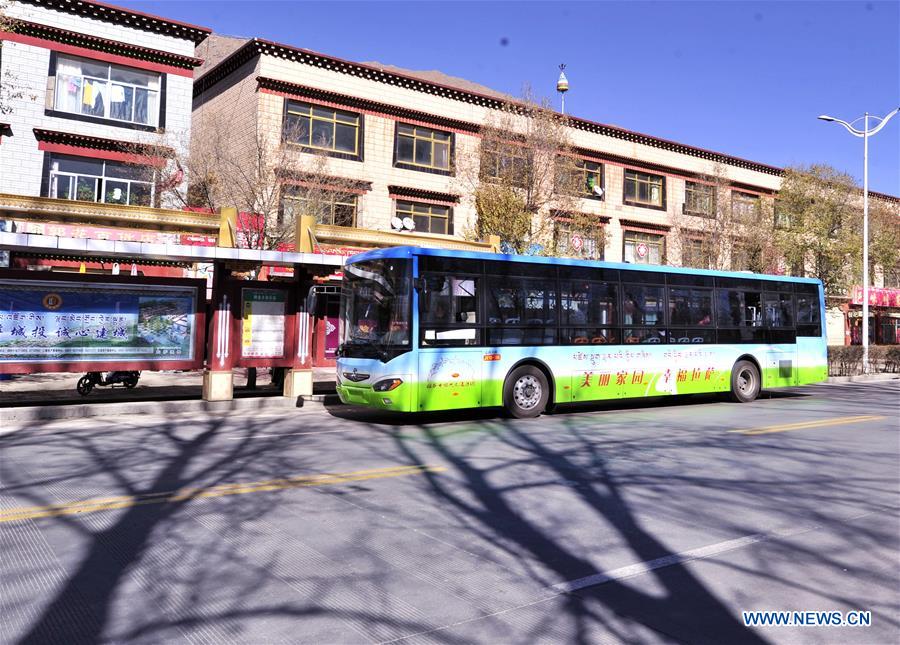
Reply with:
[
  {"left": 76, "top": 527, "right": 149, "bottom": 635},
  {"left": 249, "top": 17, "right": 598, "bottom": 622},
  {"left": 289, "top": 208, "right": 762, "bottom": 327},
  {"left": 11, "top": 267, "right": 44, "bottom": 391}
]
[{"left": 1, "top": 381, "right": 898, "bottom": 645}]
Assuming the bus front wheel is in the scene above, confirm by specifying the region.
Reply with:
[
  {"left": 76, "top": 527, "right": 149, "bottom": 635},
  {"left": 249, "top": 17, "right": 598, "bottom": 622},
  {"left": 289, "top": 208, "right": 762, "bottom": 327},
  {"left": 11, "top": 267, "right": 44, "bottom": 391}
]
[
  {"left": 730, "top": 360, "right": 761, "bottom": 403},
  {"left": 503, "top": 365, "right": 549, "bottom": 418}
]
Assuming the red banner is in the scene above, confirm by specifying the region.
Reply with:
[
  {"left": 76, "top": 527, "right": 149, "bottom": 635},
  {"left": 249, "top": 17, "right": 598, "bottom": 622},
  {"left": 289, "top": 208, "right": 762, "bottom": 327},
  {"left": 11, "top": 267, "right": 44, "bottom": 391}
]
[{"left": 850, "top": 286, "right": 900, "bottom": 307}]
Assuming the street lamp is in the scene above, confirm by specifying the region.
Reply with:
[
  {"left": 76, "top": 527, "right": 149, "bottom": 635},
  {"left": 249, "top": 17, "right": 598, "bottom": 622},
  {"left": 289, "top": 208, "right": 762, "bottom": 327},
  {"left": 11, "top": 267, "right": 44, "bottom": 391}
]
[{"left": 818, "top": 107, "right": 900, "bottom": 374}]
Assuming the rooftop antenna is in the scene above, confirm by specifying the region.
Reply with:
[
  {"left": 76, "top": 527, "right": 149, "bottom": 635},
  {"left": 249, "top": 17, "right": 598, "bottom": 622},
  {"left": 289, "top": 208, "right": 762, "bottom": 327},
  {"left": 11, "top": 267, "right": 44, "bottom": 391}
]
[{"left": 556, "top": 64, "right": 569, "bottom": 114}]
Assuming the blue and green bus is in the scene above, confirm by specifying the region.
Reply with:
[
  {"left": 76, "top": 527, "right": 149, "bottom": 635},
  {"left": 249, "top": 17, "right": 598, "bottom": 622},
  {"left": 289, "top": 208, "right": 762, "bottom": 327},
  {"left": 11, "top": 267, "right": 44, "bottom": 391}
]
[{"left": 335, "top": 246, "right": 827, "bottom": 417}]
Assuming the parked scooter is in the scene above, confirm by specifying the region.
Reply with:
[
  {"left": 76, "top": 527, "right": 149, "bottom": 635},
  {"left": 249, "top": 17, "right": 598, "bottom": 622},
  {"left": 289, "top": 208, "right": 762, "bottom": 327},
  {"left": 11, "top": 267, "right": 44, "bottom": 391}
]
[{"left": 76, "top": 371, "right": 141, "bottom": 396}]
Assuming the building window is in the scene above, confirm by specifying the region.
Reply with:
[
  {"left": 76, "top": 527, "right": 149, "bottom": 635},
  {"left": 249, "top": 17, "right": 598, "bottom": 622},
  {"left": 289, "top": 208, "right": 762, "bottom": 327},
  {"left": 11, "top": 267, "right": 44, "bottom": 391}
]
[
  {"left": 681, "top": 237, "right": 712, "bottom": 268},
  {"left": 732, "top": 191, "right": 760, "bottom": 221},
  {"left": 396, "top": 200, "right": 451, "bottom": 235},
  {"left": 283, "top": 100, "right": 361, "bottom": 157},
  {"left": 47, "top": 154, "right": 154, "bottom": 206},
  {"left": 53, "top": 54, "right": 160, "bottom": 127},
  {"left": 395, "top": 123, "right": 452, "bottom": 172},
  {"left": 482, "top": 142, "right": 531, "bottom": 187},
  {"left": 773, "top": 198, "right": 792, "bottom": 229},
  {"left": 557, "top": 157, "right": 603, "bottom": 198},
  {"left": 624, "top": 170, "right": 665, "bottom": 209},
  {"left": 623, "top": 230, "right": 665, "bottom": 265},
  {"left": 730, "top": 242, "right": 761, "bottom": 271},
  {"left": 554, "top": 222, "right": 603, "bottom": 260},
  {"left": 684, "top": 181, "right": 715, "bottom": 217},
  {"left": 281, "top": 187, "right": 358, "bottom": 227}
]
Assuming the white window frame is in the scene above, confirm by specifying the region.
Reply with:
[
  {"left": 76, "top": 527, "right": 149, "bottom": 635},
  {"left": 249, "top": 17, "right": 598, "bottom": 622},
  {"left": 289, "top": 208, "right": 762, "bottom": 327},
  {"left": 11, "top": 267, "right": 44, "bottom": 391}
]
[
  {"left": 53, "top": 54, "right": 161, "bottom": 127},
  {"left": 49, "top": 157, "right": 155, "bottom": 207}
]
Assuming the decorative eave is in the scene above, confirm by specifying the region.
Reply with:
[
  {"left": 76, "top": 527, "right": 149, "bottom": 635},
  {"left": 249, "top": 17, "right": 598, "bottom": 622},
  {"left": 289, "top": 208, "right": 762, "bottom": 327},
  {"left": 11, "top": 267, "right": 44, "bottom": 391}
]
[
  {"left": 2, "top": 19, "right": 204, "bottom": 70},
  {"left": 618, "top": 218, "right": 672, "bottom": 232},
  {"left": 256, "top": 77, "right": 481, "bottom": 134},
  {"left": 551, "top": 209, "right": 611, "bottom": 224},
  {"left": 0, "top": 194, "right": 220, "bottom": 232},
  {"left": 17, "top": 0, "right": 211, "bottom": 44},
  {"left": 276, "top": 169, "right": 372, "bottom": 194},
  {"left": 387, "top": 186, "right": 460, "bottom": 205},
  {"left": 33, "top": 129, "right": 172, "bottom": 163},
  {"left": 315, "top": 224, "right": 494, "bottom": 253}
]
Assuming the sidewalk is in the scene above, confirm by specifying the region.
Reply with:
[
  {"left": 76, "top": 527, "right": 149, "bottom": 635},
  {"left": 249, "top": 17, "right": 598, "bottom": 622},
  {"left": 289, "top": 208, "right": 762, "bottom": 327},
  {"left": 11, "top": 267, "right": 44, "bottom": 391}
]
[
  {"left": 826, "top": 372, "right": 899, "bottom": 384},
  {"left": 0, "top": 368, "right": 338, "bottom": 424}
]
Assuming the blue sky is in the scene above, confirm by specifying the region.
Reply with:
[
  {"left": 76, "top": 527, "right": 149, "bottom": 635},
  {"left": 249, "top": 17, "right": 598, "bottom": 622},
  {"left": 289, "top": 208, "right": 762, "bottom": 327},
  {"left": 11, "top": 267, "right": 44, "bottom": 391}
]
[{"left": 131, "top": 0, "right": 899, "bottom": 195}]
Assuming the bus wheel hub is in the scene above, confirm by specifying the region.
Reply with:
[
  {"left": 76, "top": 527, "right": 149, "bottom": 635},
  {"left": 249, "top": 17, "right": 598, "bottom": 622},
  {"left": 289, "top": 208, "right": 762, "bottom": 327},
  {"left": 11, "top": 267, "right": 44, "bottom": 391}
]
[{"left": 514, "top": 376, "right": 541, "bottom": 409}]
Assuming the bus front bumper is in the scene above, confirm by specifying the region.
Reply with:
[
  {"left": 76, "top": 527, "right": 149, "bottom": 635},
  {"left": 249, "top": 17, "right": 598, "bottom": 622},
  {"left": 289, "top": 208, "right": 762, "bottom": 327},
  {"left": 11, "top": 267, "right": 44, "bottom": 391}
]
[{"left": 336, "top": 381, "right": 413, "bottom": 411}]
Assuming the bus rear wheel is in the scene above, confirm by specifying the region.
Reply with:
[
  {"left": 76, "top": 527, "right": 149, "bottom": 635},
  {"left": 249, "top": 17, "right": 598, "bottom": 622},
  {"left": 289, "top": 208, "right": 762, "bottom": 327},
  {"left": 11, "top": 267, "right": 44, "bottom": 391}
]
[
  {"left": 730, "top": 360, "right": 760, "bottom": 403},
  {"left": 503, "top": 365, "right": 549, "bottom": 418}
]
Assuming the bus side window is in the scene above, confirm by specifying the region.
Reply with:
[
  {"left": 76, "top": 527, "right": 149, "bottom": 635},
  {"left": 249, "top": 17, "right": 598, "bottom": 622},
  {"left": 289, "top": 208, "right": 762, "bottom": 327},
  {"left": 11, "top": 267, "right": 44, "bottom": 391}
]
[
  {"left": 763, "top": 292, "right": 794, "bottom": 327},
  {"left": 795, "top": 284, "right": 822, "bottom": 337},
  {"left": 420, "top": 273, "right": 480, "bottom": 346}
]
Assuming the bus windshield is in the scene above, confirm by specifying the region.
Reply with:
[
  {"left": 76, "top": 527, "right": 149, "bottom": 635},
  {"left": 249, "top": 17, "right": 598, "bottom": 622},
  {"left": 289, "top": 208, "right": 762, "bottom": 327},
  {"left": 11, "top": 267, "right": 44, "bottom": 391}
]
[{"left": 339, "top": 258, "right": 411, "bottom": 360}]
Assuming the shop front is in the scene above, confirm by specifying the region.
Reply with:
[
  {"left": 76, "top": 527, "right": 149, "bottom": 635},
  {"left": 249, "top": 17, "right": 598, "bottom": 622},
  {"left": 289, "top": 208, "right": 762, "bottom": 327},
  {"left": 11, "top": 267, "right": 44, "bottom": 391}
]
[{"left": 844, "top": 286, "right": 900, "bottom": 345}]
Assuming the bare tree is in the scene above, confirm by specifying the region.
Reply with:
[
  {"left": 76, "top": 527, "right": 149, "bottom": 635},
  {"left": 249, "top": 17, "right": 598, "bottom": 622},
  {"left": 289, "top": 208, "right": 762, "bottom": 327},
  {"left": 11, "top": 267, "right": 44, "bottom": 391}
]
[
  {"left": 158, "top": 114, "right": 363, "bottom": 251},
  {"left": 457, "top": 90, "right": 597, "bottom": 255},
  {"left": 1, "top": 1, "right": 33, "bottom": 116},
  {"left": 674, "top": 163, "right": 776, "bottom": 273}
]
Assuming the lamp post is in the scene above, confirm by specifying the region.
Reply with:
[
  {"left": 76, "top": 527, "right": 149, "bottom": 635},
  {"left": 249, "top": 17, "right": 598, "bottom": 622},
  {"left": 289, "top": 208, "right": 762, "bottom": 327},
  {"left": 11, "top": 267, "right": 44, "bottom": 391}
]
[{"left": 818, "top": 107, "right": 900, "bottom": 374}]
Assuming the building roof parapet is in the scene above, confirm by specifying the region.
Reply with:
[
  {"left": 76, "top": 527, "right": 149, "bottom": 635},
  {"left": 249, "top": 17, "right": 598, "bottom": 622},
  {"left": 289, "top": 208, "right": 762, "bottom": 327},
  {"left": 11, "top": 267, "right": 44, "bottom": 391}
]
[
  {"left": 194, "top": 37, "right": 792, "bottom": 179},
  {"left": 0, "top": 194, "right": 220, "bottom": 232},
  {"left": 16, "top": 0, "right": 211, "bottom": 44},
  {"left": 2, "top": 18, "right": 205, "bottom": 68}
]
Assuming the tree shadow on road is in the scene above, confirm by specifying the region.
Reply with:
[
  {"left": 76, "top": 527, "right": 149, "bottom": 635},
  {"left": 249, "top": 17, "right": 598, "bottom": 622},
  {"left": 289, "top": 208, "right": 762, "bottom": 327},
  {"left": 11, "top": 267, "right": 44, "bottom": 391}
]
[{"left": 0, "top": 415, "right": 460, "bottom": 645}]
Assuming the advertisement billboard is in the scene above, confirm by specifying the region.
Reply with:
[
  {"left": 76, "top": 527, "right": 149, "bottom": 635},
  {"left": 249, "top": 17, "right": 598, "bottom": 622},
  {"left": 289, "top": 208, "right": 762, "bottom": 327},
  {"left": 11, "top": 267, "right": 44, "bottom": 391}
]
[{"left": 0, "top": 275, "right": 204, "bottom": 373}]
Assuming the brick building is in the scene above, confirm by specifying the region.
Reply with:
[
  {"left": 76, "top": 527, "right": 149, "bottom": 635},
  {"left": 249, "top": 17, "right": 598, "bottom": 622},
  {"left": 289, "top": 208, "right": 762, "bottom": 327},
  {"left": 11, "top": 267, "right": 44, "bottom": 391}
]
[{"left": 1, "top": 0, "right": 209, "bottom": 204}]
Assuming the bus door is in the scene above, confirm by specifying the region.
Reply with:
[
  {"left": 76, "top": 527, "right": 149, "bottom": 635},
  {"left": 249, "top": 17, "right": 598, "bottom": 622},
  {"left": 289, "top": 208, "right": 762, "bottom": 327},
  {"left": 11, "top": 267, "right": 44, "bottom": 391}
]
[
  {"left": 763, "top": 290, "right": 799, "bottom": 387},
  {"left": 417, "top": 274, "right": 482, "bottom": 411}
]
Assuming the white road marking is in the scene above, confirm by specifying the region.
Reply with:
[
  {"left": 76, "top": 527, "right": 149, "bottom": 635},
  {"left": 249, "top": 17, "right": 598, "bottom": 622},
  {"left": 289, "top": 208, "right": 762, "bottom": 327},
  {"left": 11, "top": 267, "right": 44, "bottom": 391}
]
[{"left": 552, "top": 510, "right": 877, "bottom": 593}]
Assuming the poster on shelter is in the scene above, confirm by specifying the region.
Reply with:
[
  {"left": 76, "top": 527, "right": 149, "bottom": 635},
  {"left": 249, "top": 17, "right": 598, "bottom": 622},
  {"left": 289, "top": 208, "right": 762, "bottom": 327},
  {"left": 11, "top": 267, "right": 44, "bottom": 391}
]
[
  {"left": 0, "top": 280, "right": 197, "bottom": 363},
  {"left": 241, "top": 288, "right": 286, "bottom": 358}
]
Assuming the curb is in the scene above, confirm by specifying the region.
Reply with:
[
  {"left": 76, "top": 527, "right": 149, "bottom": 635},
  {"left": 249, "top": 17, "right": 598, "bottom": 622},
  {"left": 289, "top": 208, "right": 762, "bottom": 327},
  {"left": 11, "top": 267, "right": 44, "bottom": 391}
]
[
  {"left": 0, "top": 395, "right": 301, "bottom": 426},
  {"left": 826, "top": 373, "right": 899, "bottom": 384}
]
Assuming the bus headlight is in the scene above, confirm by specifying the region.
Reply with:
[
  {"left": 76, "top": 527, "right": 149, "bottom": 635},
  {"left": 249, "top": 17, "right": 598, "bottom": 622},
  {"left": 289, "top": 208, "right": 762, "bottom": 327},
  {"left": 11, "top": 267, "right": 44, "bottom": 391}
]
[{"left": 372, "top": 378, "right": 403, "bottom": 392}]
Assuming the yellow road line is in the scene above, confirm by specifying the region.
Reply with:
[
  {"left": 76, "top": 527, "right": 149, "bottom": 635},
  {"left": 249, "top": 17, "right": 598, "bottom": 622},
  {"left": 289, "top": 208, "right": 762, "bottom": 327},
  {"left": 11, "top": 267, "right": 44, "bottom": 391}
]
[
  {"left": 0, "top": 464, "right": 445, "bottom": 524},
  {"left": 730, "top": 415, "right": 885, "bottom": 436}
]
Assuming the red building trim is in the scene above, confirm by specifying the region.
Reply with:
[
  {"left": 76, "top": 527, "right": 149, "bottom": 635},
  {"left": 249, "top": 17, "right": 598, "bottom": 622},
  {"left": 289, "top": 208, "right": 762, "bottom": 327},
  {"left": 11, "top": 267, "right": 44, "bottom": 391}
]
[
  {"left": 34, "top": 128, "right": 170, "bottom": 166},
  {"left": 1, "top": 23, "right": 201, "bottom": 77}
]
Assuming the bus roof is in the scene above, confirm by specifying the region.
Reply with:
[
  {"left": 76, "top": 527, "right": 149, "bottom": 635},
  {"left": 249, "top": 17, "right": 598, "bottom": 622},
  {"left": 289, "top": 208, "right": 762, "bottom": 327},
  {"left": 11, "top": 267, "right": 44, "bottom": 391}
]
[{"left": 345, "top": 246, "right": 822, "bottom": 286}]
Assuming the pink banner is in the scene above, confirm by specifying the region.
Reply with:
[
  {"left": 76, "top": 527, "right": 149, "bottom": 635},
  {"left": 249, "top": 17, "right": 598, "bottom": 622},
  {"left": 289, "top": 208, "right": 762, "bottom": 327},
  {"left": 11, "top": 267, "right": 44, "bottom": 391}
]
[{"left": 850, "top": 286, "right": 900, "bottom": 307}]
